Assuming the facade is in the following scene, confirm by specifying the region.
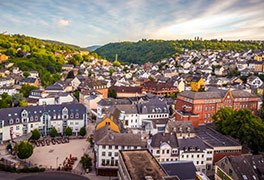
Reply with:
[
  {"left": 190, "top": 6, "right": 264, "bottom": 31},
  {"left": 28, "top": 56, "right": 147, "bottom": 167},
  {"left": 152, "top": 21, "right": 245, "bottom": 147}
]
[
  {"left": 176, "top": 89, "right": 260, "bottom": 126},
  {"left": 147, "top": 133, "right": 213, "bottom": 172},
  {"left": 109, "top": 86, "right": 143, "bottom": 98},
  {"left": 142, "top": 81, "right": 178, "bottom": 96},
  {"left": 190, "top": 77, "right": 205, "bottom": 92},
  {"left": 94, "top": 127, "right": 146, "bottom": 176},
  {"left": 0, "top": 103, "right": 87, "bottom": 142}
]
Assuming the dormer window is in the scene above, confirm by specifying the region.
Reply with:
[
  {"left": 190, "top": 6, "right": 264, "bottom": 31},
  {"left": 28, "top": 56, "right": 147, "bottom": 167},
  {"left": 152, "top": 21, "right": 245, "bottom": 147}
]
[
  {"left": 16, "top": 118, "right": 20, "bottom": 123},
  {"left": 9, "top": 119, "right": 13, "bottom": 124},
  {"left": 35, "top": 116, "right": 38, "bottom": 121},
  {"left": 70, "top": 113, "right": 74, "bottom": 119},
  {"left": 30, "top": 116, "right": 34, "bottom": 121},
  {"left": 75, "top": 113, "right": 79, "bottom": 118}
]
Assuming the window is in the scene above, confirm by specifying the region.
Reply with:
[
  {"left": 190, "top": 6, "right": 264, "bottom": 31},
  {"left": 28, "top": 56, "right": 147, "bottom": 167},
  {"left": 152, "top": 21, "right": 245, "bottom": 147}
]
[
  {"left": 108, "top": 152, "right": 112, "bottom": 156},
  {"left": 156, "top": 150, "right": 160, "bottom": 154},
  {"left": 166, "top": 150, "right": 170, "bottom": 154},
  {"left": 102, "top": 152, "right": 105, "bottom": 156},
  {"left": 75, "top": 113, "right": 79, "bottom": 118},
  {"left": 115, "top": 145, "right": 118, "bottom": 149},
  {"left": 109, "top": 145, "right": 112, "bottom": 150},
  {"left": 35, "top": 116, "right": 38, "bottom": 121},
  {"left": 31, "top": 124, "right": 33, "bottom": 128},
  {"left": 16, "top": 118, "right": 20, "bottom": 123},
  {"left": 197, "top": 154, "right": 199, "bottom": 158},
  {"left": 197, "top": 161, "right": 199, "bottom": 164},
  {"left": 102, "top": 145, "right": 106, "bottom": 149},
  {"left": 114, "top": 152, "right": 118, "bottom": 157},
  {"left": 16, "top": 126, "right": 19, "bottom": 130},
  {"left": 9, "top": 119, "right": 13, "bottom": 124}
]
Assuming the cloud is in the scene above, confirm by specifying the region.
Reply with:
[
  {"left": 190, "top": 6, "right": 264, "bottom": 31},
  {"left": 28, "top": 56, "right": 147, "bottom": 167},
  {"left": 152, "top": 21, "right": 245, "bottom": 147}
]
[{"left": 57, "top": 19, "right": 70, "bottom": 27}]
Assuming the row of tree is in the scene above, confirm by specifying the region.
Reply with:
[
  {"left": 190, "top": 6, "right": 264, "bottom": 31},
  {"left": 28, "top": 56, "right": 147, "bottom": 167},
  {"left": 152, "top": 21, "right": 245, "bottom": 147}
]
[{"left": 31, "top": 126, "right": 87, "bottom": 140}]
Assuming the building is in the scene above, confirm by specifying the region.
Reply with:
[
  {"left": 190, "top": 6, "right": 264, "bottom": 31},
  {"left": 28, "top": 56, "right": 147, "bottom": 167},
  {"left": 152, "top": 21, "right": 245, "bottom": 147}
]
[
  {"left": 94, "top": 127, "right": 146, "bottom": 176},
  {"left": 20, "top": 77, "right": 39, "bottom": 87},
  {"left": 118, "top": 149, "right": 170, "bottom": 180},
  {"left": 215, "top": 154, "right": 264, "bottom": 180},
  {"left": 147, "top": 133, "right": 213, "bottom": 172},
  {"left": 165, "top": 120, "right": 196, "bottom": 139},
  {"left": 190, "top": 77, "right": 205, "bottom": 92},
  {"left": 161, "top": 161, "right": 197, "bottom": 180},
  {"left": 142, "top": 81, "right": 178, "bottom": 96},
  {"left": 0, "top": 103, "right": 87, "bottom": 142},
  {"left": 196, "top": 125, "right": 242, "bottom": 163},
  {"left": 176, "top": 89, "right": 260, "bottom": 126},
  {"left": 109, "top": 86, "right": 143, "bottom": 98},
  {"left": 178, "top": 137, "right": 213, "bottom": 172},
  {"left": 0, "top": 54, "right": 8, "bottom": 62},
  {"left": 147, "top": 133, "right": 179, "bottom": 162}
]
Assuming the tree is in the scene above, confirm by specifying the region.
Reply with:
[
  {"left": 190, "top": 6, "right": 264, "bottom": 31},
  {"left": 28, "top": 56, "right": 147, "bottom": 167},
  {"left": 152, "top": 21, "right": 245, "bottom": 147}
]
[
  {"left": 19, "top": 84, "right": 38, "bottom": 98},
  {"left": 16, "top": 141, "right": 33, "bottom": 159},
  {"left": 73, "top": 90, "right": 80, "bottom": 101},
  {"left": 113, "top": 60, "right": 121, "bottom": 67},
  {"left": 64, "top": 127, "right": 73, "bottom": 136},
  {"left": 109, "top": 68, "right": 115, "bottom": 76},
  {"left": 212, "top": 107, "right": 264, "bottom": 154},
  {"left": 31, "top": 129, "right": 41, "bottom": 140},
  {"left": 80, "top": 154, "right": 92, "bottom": 171},
  {"left": 23, "top": 71, "right": 30, "bottom": 78},
  {"left": 108, "top": 89, "right": 117, "bottom": 98},
  {"left": 79, "top": 126, "right": 87, "bottom": 137},
  {"left": 19, "top": 100, "right": 28, "bottom": 107},
  {"left": 12, "top": 93, "right": 24, "bottom": 107},
  {"left": 50, "top": 127, "right": 58, "bottom": 138}
]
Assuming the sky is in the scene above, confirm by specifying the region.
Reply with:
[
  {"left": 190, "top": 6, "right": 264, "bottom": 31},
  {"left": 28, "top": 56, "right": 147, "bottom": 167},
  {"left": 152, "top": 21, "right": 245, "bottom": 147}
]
[{"left": 0, "top": 0, "right": 264, "bottom": 47}]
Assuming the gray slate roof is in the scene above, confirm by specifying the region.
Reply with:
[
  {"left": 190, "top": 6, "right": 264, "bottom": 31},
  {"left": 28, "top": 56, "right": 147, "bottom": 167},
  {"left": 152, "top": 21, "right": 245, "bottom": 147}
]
[{"left": 150, "top": 133, "right": 178, "bottom": 148}]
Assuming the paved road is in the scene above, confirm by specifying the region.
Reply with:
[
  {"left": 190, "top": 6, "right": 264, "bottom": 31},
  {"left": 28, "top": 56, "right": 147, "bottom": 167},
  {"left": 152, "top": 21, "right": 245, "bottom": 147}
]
[{"left": 0, "top": 172, "right": 88, "bottom": 180}]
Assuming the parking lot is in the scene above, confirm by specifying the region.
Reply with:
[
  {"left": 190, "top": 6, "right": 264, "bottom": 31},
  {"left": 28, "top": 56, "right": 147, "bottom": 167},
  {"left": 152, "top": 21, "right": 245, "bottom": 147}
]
[{"left": 28, "top": 138, "right": 88, "bottom": 169}]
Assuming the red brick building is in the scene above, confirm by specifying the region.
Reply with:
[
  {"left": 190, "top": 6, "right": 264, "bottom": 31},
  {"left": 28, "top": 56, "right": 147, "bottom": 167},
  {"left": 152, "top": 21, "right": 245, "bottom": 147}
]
[
  {"left": 142, "top": 81, "right": 178, "bottom": 96},
  {"left": 176, "top": 89, "right": 260, "bottom": 127}
]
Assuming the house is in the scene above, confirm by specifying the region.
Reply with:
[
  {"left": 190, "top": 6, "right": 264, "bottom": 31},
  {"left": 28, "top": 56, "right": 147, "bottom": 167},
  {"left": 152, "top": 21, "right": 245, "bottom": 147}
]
[
  {"left": 142, "top": 81, "right": 178, "bottom": 96},
  {"left": 29, "top": 71, "right": 39, "bottom": 78},
  {"left": 109, "top": 86, "right": 143, "bottom": 98},
  {"left": 215, "top": 154, "right": 264, "bottom": 180},
  {"left": 94, "top": 128, "right": 146, "bottom": 176},
  {"left": 20, "top": 77, "right": 39, "bottom": 87},
  {"left": 0, "top": 54, "right": 8, "bottom": 63},
  {"left": 165, "top": 120, "right": 196, "bottom": 139},
  {"left": 215, "top": 67, "right": 226, "bottom": 76},
  {"left": 190, "top": 76, "right": 205, "bottom": 92},
  {"left": 147, "top": 133, "right": 214, "bottom": 172},
  {"left": 247, "top": 75, "right": 263, "bottom": 89},
  {"left": 0, "top": 86, "right": 18, "bottom": 96},
  {"left": 45, "top": 83, "right": 65, "bottom": 93},
  {"left": 0, "top": 77, "right": 15, "bottom": 87},
  {"left": 96, "top": 108, "right": 123, "bottom": 133},
  {"left": 118, "top": 149, "right": 168, "bottom": 180},
  {"left": 0, "top": 103, "right": 87, "bottom": 142},
  {"left": 80, "top": 90, "right": 103, "bottom": 112},
  {"left": 38, "top": 92, "right": 75, "bottom": 105},
  {"left": 147, "top": 133, "right": 179, "bottom": 162}
]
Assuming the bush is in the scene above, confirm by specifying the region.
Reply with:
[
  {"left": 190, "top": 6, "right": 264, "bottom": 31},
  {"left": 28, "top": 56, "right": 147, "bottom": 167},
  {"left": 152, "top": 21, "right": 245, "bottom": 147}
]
[
  {"left": 0, "top": 163, "right": 45, "bottom": 173},
  {"left": 31, "top": 129, "right": 41, "bottom": 140},
  {"left": 16, "top": 141, "right": 33, "bottom": 159},
  {"left": 50, "top": 127, "right": 58, "bottom": 138},
  {"left": 64, "top": 127, "right": 73, "bottom": 136}
]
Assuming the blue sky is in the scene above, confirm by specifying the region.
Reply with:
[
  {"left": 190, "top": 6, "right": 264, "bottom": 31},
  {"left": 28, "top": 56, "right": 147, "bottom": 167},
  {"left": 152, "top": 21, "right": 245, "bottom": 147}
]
[{"left": 0, "top": 0, "right": 264, "bottom": 47}]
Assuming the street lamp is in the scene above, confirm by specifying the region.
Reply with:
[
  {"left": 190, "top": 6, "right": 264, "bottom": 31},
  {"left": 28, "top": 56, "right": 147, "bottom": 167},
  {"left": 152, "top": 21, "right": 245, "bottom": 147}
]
[{"left": 56, "top": 157, "right": 59, "bottom": 169}]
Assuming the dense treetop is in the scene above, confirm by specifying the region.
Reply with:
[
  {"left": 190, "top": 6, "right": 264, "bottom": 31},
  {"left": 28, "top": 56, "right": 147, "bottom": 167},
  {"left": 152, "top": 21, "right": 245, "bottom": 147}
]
[{"left": 95, "top": 39, "right": 264, "bottom": 64}]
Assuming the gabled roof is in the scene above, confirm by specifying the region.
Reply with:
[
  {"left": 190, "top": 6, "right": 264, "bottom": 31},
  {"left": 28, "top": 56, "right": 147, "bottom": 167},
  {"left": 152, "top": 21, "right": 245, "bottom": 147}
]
[{"left": 150, "top": 133, "right": 178, "bottom": 148}]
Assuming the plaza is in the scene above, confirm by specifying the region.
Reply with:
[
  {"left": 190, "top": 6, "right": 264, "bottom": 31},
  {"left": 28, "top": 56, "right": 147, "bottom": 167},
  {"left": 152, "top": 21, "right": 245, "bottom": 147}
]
[{"left": 28, "top": 138, "right": 88, "bottom": 169}]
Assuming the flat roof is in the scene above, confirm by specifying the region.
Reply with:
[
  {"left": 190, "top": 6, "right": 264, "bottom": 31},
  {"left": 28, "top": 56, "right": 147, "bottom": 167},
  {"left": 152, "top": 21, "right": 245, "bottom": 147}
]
[
  {"left": 120, "top": 149, "right": 167, "bottom": 180},
  {"left": 195, "top": 125, "right": 241, "bottom": 147}
]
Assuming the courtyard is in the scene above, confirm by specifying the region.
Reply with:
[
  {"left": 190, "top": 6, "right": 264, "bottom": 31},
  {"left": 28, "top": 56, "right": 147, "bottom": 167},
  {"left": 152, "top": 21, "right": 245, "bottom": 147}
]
[{"left": 28, "top": 138, "right": 88, "bottom": 169}]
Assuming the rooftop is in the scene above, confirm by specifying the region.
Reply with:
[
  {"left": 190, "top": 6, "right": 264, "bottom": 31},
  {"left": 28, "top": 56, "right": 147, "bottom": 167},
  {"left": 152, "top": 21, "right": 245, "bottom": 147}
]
[{"left": 120, "top": 149, "right": 167, "bottom": 180}]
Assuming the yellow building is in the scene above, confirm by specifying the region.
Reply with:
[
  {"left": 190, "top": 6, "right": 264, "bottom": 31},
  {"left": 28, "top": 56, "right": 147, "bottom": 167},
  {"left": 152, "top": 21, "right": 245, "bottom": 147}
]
[
  {"left": 95, "top": 108, "right": 122, "bottom": 133},
  {"left": 0, "top": 54, "right": 8, "bottom": 63},
  {"left": 191, "top": 77, "right": 205, "bottom": 92},
  {"left": 254, "top": 55, "right": 263, "bottom": 62}
]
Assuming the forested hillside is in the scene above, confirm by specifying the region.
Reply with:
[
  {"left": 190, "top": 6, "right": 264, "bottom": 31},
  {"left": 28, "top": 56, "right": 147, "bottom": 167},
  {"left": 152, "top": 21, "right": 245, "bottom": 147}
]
[
  {"left": 95, "top": 39, "right": 264, "bottom": 64},
  {"left": 0, "top": 34, "right": 84, "bottom": 86}
]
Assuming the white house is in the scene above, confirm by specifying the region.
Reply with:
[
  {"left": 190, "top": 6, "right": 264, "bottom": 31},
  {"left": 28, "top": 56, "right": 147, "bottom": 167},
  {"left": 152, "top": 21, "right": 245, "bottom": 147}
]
[{"left": 0, "top": 103, "right": 87, "bottom": 142}]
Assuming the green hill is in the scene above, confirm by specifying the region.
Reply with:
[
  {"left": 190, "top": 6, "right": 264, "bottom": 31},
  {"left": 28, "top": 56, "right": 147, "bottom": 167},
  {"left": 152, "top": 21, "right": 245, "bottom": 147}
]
[
  {"left": 95, "top": 39, "right": 264, "bottom": 64},
  {"left": 0, "top": 34, "right": 83, "bottom": 86}
]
